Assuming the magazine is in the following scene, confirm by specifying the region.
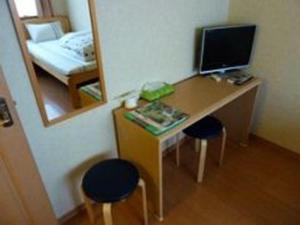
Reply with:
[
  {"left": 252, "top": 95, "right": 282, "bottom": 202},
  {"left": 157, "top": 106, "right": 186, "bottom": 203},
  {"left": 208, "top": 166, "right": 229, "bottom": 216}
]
[
  {"left": 124, "top": 101, "right": 189, "bottom": 136},
  {"left": 80, "top": 82, "right": 102, "bottom": 100}
]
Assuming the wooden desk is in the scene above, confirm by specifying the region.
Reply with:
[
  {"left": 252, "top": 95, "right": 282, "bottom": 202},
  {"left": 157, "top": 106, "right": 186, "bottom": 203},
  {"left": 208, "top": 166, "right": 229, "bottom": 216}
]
[{"left": 114, "top": 76, "right": 261, "bottom": 220}]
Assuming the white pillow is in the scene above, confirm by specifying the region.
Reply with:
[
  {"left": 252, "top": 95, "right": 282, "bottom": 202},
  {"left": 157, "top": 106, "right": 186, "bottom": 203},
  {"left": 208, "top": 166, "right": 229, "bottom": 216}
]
[{"left": 26, "top": 21, "right": 64, "bottom": 43}]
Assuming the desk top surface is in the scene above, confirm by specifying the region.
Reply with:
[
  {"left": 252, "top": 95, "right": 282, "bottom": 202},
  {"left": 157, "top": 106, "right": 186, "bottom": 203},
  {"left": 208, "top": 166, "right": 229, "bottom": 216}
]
[{"left": 114, "top": 76, "right": 262, "bottom": 142}]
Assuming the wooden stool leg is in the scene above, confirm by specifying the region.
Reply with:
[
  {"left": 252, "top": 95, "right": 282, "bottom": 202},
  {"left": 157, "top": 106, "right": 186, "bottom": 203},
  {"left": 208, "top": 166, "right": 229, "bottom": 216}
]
[
  {"left": 219, "top": 127, "right": 227, "bottom": 166},
  {"left": 176, "top": 133, "right": 180, "bottom": 167},
  {"left": 103, "top": 203, "right": 113, "bottom": 225},
  {"left": 197, "top": 140, "right": 207, "bottom": 183},
  {"left": 195, "top": 139, "right": 200, "bottom": 153},
  {"left": 138, "top": 179, "right": 148, "bottom": 225},
  {"left": 81, "top": 189, "right": 96, "bottom": 225}
]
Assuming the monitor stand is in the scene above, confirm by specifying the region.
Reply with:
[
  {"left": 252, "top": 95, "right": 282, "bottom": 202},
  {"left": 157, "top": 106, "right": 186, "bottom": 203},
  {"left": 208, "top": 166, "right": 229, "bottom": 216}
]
[
  {"left": 209, "top": 73, "right": 223, "bottom": 82},
  {"left": 208, "top": 69, "right": 245, "bottom": 83}
]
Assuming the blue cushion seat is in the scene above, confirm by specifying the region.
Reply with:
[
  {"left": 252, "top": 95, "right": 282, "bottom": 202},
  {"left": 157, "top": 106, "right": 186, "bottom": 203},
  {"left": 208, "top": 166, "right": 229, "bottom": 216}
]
[
  {"left": 82, "top": 159, "right": 139, "bottom": 203},
  {"left": 183, "top": 116, "right": 223, "bottom": 139}
]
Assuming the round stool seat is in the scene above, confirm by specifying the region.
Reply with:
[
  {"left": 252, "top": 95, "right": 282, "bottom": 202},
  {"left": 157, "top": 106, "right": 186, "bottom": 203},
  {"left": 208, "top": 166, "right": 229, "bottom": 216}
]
[
  {"left": 183, "top": 116, "right": 223, "bottom": 139},
  {"left": 82, "top": 159, "right": 139, "bottom": 203}
]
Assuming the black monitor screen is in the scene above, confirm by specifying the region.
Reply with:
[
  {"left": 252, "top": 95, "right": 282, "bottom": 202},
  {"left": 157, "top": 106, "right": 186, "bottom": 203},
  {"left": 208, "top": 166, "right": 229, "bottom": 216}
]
[{"left": 200, "top": 25, "right": 256, "bottom": 73}]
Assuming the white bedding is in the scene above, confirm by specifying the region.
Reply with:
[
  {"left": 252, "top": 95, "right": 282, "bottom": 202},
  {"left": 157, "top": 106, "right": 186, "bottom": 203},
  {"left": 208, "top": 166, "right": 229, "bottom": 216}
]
[
  {"left": 27, "top": 40, "right": 97, "bottom": 76},
  {"left": 59, "top": 31, "right": 95, "bottom": 62}
]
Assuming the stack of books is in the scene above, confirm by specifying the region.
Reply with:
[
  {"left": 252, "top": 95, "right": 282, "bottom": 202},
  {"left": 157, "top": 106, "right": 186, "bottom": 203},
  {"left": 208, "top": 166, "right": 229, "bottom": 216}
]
[{"left": 124, "top": 101, "right": 189, "bottom": 136}]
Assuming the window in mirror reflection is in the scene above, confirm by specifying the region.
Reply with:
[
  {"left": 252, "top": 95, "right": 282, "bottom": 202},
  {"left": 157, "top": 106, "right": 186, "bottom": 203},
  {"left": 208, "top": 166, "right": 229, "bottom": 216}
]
[
  {"left": 10, "top": 0, "right": 106, "bottom": 123},
  {"left": 15, "top": 0, "right": 39, "bottom": 17}
]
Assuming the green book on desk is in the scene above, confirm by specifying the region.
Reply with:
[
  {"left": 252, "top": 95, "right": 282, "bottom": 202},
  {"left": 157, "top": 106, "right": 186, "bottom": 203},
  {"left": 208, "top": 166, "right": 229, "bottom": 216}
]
[{"left": 124, "top": 101, "right": 189, "bottom": 136}]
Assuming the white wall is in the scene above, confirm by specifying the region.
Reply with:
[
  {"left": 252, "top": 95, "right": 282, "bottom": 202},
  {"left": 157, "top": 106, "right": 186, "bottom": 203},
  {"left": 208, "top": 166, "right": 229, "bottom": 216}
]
[
  {"left": 0, "top": 0, "right": 229, "bottom": 217},
  {"left": 64, "top": 0, "right": 91, "bottom": 31},
  {"left": 52, "top": 0, "right": 92, "bottom": 31},
  {"left": 229, "top": 0, "right": 300, "bottom": 154}
]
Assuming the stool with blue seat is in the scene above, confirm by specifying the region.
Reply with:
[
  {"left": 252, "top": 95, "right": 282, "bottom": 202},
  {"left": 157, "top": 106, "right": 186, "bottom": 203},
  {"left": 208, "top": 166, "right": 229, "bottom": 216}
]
[
  {"left": 176, "top": 116, "right": 227, "bottom": 183},
  {"left": 81, "top": 159, "right": 148, "bottom": 225}
]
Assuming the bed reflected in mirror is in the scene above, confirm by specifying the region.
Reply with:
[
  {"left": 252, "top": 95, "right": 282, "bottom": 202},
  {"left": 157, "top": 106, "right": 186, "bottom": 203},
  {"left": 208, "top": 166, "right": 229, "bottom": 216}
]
[{"left": 9, "top": 0, "right": 106, "bottom": 124}]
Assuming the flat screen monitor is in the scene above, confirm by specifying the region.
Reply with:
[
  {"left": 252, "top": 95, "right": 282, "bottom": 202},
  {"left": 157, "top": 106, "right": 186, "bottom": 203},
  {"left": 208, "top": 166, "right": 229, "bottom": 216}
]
[{"left": 199, "top": 25, "right": 256, "bottom": 74}]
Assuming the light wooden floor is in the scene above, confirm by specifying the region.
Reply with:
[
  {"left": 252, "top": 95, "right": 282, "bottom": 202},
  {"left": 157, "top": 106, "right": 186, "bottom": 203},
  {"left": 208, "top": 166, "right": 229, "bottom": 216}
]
[
  {"left": 35, "top": 67, "right": 74, "bottom": 120},
  {"left": 62, "top": 136, "right": 300, "bottom": 225}
]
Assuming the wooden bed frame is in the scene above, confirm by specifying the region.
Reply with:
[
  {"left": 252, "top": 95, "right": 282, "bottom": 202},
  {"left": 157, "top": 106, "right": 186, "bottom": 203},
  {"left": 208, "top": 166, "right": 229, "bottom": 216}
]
[{"left": 22, "top": 16, "right": 99, "bottom": 108}]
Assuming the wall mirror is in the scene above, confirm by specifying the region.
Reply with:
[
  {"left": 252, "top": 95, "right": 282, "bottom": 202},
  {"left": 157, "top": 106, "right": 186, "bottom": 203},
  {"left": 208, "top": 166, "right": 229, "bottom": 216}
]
[{"left": 8, "top": 0, "right": 107, "bottom": 126}]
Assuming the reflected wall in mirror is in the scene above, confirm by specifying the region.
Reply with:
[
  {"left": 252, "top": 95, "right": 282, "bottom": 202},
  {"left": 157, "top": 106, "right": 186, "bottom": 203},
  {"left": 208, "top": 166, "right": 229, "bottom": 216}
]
[{"left": 9, "top": 0, "right": 107, "bottom": 125}]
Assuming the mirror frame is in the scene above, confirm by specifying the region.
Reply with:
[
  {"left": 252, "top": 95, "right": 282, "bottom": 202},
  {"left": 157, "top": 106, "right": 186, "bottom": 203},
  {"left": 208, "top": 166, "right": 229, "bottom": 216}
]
[{"left": 8, "top": 0, "right": 107, "bottom": 126}]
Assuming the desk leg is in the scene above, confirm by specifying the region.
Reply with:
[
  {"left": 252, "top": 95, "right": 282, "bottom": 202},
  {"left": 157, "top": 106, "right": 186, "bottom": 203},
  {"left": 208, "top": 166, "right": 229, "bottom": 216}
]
[
  {"left": 214, "top": 87, "right": 259, "bottom": 146},
  {"left": 114, "top": 113, "right": 164, "bottom": 221}
]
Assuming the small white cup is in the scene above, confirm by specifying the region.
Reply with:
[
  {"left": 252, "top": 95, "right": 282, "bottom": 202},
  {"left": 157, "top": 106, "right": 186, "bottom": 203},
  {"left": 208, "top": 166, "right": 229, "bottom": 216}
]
[{"left": 125, "top": 96, "right": 139, "bottom": 109}]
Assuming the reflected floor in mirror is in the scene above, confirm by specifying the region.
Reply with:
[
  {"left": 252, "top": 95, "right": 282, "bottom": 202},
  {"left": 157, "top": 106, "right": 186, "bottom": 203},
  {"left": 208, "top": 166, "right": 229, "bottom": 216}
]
[
  {"left": 36, "top": 68, "right": 74, "bottom": 120},
  {"left": 36, "top": 65, "right": 101, "bottom": 121}
]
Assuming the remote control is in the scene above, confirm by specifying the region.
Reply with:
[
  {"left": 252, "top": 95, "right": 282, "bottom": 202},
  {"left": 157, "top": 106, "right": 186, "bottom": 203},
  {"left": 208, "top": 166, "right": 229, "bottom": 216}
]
[
  {"left": 227, "top": 73, "right": 253, "bottom": 85},
  {"left": 235, "top": 76, "right": 253, "bottom": 85}
]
